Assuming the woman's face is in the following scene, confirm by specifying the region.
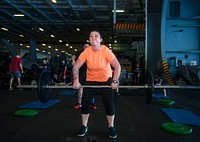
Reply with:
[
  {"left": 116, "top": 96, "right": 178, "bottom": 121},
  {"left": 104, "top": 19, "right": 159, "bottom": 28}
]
[{"left": 89, "top": 31, "right": 102, "bottom": 47}]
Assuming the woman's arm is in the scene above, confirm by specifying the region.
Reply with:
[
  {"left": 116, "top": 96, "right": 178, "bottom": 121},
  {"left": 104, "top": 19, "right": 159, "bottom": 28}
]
[
  {"left": 110, "top": 58, "right": 121, "bottom": 81},
  {"left": 110, "top": 58, "right": 121, "bottom": 89},
  {"left": 72, "top": 58, "right": 84, "bottom": 89}
]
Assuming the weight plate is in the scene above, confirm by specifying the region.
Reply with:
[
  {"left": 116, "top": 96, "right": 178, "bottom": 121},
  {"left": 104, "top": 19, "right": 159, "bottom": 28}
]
[
  {"left": 38, "top": 71, "right": 53, "bottom": 103},
  {"left": 162, "top": 122, "right": 192, "bottom": 135},
  {"left": 14, "top": 109, "right": 39, "bottom": 117},
  {"left": 144, "top": 69, "right": 154, "bottom": 104},
  {"left": 157, "top": 99, "right": 174, "bottom": 105}
]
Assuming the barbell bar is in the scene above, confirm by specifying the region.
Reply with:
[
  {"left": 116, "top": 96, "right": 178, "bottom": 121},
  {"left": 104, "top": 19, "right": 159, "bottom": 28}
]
[
  {"left": 17, "top": 84, "right": 200, "bottom": 89},
  {"left": 16, "top": 70, "right": 200, "bottom": 104}
]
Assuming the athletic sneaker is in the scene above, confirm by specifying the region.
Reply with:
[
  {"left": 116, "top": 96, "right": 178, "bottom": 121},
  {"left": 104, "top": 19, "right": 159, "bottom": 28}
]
[
  {"left": 73, "top": 103, "right": 82, "bottom": 109},
  {"left": 91, "top": 103, "right": 97, "bottom": 109},
  {"left": 108, "top": 126, "right": 117, "bottom": 139},
  {"left": 9, "top": 88, "right": 13, "bottom": 91},
  {"left": 115, "top": 91, "right": 120, "bottom": 95},
  {"left": 77, "top": 125, "right": 88, "bottom": 137}
]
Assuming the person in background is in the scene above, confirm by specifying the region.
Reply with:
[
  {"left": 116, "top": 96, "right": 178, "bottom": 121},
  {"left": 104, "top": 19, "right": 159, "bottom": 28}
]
[
  {"left": 72, "top": 43, "right": 97, "bottom": 109},
  {"left": 133, "top": 63, "right": 141, "bottom": 84},
  {"left": 40, "top": 58, "right": 48, "bottom": 72},
  {"left": 72, "top": 31, "right": 121, "bottom": 139},
  {"left": 58, "top": 59, "right": 67, "bottom": 83},
  {"left": 155, "top": 78, "right": 167, "bottom": 97},
  {"left": 9, "top": 54, "right": 23, "bottom": 90}
]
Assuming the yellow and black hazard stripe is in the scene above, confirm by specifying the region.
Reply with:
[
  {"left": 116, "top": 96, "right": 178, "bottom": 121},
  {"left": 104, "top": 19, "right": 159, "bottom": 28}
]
[
  {"left": 162, "top": 61, "right": 175, "bottom": 85},
  {"left": 113, "top": 23, "right": 145, "bottom": 30}
]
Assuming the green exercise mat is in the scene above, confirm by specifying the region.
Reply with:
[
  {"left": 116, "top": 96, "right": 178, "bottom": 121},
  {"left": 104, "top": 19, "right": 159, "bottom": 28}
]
[{"left": 14, "top": 109, "right": 39, "bottom": 117}]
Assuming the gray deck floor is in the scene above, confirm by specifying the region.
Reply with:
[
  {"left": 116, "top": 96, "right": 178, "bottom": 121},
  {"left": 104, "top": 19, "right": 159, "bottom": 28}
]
[{"left": 0, "top": 88, "right": 200, "bottom": 142}]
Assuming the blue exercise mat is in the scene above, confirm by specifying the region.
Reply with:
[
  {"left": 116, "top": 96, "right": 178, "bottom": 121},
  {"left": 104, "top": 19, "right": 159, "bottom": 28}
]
[
  {"left": 19, "top": 99, "right": 60, "bottom": 109},
  {"left": 153, "top": 93, "right": 170, "bottom": 99},
  {"left": 161, "top": 108, "right": 200, "bottom": 126},
  {"left": 59, "top": 89, "right": 77, "bottom": 95}
]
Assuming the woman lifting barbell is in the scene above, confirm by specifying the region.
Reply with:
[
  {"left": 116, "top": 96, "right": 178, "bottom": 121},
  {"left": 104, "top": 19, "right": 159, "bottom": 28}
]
[{"left": 72, "top": 31, "right": 121, "bottom": 139}]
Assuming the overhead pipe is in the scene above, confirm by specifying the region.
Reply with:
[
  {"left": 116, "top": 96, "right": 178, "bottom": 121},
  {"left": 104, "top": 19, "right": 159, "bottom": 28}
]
[
  {"left": 2, "top": 0, "right": 53, "bottom": 41},
  {"left": 113, "top": 0, "right": 116, "bottom": 24},
  {"left": 1, "top": 38, "right": 17, "bottom": 57}
]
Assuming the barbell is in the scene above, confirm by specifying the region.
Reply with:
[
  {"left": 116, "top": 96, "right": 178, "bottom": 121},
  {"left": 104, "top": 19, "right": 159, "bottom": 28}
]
[{"left": 17, "top": 70, "right": 200, "bottom": 104}]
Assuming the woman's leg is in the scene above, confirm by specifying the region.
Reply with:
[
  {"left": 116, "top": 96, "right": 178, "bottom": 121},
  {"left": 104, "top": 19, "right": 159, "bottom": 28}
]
[
  {"left": 78, "top": 88, "right": 83, "bottom": 104},
  {"left": 102, "top": 89, "right": 117, "bottom": 138},
  {"left": 81, "top": 88, "right": 94, "bottom": 126},
  {"left": 101, "top": 89, "right": 115, "bottom": 127},
  {"left": 106, "top": 115, "right": 115, "bottom": 127}
]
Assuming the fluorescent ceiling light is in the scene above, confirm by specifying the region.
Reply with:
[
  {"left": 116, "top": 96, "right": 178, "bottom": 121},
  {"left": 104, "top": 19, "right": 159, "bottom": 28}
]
[
  {"left": 39, "top": 28, "right": 44, "bottom": 31},
  {"left": 112, "top": 10, "right": 124, "bottom": 13},
  {"left": 50, "top": 34, "right": 54, "bottom": 37},
  {"left": 76, "top": 28, "right": 80, "bottom": 31},
  {"left": 14, "top": 14, "right": 24, "bottom": 17},
  {"left": 19, "top": 34, "right": 24, "bottom": 37},
  {"left": 1, "top": 27, "right": 8, "bottom": 31},
  {"left": 51, "top": 0, "right": 57, "bottom": 3}
]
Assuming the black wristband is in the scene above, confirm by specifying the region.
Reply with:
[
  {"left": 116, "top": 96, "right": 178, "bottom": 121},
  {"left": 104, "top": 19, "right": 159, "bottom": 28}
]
[{"left": 112, "top": 80, "right": 119, "bottom": 84}]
